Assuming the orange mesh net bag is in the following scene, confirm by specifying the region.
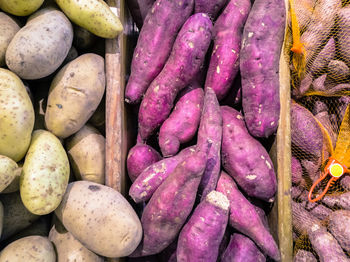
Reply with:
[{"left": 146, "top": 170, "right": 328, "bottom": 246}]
[{"left": 288, "top": 0, "right": 350, "bottom": 260}]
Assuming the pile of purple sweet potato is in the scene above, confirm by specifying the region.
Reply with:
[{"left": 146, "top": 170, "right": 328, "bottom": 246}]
[{"left": 125, "top": 0, "right": 286, "bottom": 261}]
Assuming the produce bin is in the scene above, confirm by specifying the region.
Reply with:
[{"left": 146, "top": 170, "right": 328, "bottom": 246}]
[{"left": 105, "top": 0, "right": 293, "bottom": 261}]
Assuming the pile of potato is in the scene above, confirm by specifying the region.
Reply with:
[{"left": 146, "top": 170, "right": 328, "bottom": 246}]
[{"left": 0, "top": 0, "right": 143, "bottom": 261}]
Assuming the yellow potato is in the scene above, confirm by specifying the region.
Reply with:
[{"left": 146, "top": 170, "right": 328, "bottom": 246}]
[
  {"left": 0, "top": 69, "right": 34, "bottom": 162},
  {"left": 0, "top": 192, "right": 39, "bottom": 241},
  {"left": 55, "top": 0, "right": 123, "bottom": 38},
  {"left": 55, "top": 181, "right": 142, "bottom": 257},
  {"left": 0, "top": 12, "right": 20, "bottom": 66},
  {"left": 2, "top": 163, "right": 22, "bottom": 194},
  {"left": 45, "top": 53, "right": 105, "bottom": 138},
  {"left": 49, "top": 218, "right": 104, "bottom": 262},
  {"left": 0, "top": 236, "right": 56, "bottom": 262},
  {"left": 0, "top": 0, "right": 44, "bottom": 16},
  {"left": 20, "top": 130, "right": 70, "bottom": 215},
  {"left": 66, "top": 125, "right": 105, "bottom": 184},
  {"left": 5, "top": 8, "right": 73, "bottom": 80},
  {"left": 0, "top": 155, "right": 18, "bottom": 193}
]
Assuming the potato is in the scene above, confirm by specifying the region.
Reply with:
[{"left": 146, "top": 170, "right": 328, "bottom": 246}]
[
  {"left": 0, "top": 69, "right": 34, "bottom": 162},
  {"left": 49, "top": 218, "right": 104, "bottom": 262},
  {"left": 0, "top": 155, "right": 18, "bottom": 193},
  {"left": 5, "top": 8, "right": 73, "bottom": 80},
  {"left": 0, "top": 192, "right": 39, "bottom": 241},
  {"left": 0, "top": 236, "right": 56, "bottom": 262},
  {"left": 0, "top": 12, "right": 20, "bottom": 66},
  {"left": 73, "top": 25, "right": 97, "bottom": 50},
  {"left": 0, "top": 0, "right": 44, "bottom": 16},
  {"left": 45, "top": 53, "right": 105, "bottom": 138},
  {"left": 55, "top": 0, "right": 123, "bottom": 39},
  {"left": 55, "top": 181, "right": 142, "bottom": 258},
  {"left": 66, "top": 124, "right": 105, "bottom": 184},
  {"left": 20, "top": 130, "right": 70, "bottom": 215}
]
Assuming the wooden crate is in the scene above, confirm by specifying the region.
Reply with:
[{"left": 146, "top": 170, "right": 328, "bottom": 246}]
[{"left": 105, "top": 0, "right": 293, "bottom": 261}]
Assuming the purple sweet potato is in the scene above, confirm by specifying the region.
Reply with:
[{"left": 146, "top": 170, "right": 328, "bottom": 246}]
[
  {"left": 322, "top": 192, "right": 350, "bottom": 210},
  {"left": 216, "top": 171, "right": 280, "bottom": 261},
  {"left": 177, "top": 191, "right": 229, "bottom": 262},
  {"left": 301, "top": 159, "right": 321, "bottom": 182},
  {"left": 129, "top": 146, "right": 196, "bottom": 203},
  {"left": 127, "top": 142, "right": 161, "bottom": 182},
  {"left": 221, "top": 233, "right": 266, "bottom": 262},
  {"left": 158, "top": 83, "right": 204, "bottom": 157},
  {"left": 131, "top": 147, "right": 208, "bottom": 256},
  {"left": 337, "top": 6, "right": 350, "bottom": 66},
  {"left": 341, "top": 176, "right": 350, "bottom": 191},
  {"left": 309, "top": 38, "right": 335, "bottom": 76},
  {"left": 292, "top": 201, "right": 348, "bottom": 262},
  {"left": 328, "top": 60, "right": 350, "bottom": 81},
  {"left": 240, "top": 0, "right": 285, "bottom": 138},
  {"left": 293, "top": 250, "right": 317, "bottom": 262},
  {"left": 138, "top": 13, "right": 213, "bottom": 140},
  {"left": 301, "top": 0, "right": 341, "bottom": 67},
  {"left": 328, "top": 210, "right": 350, "bottom": 253},
  {"left": 125, "top": 0, "right": 194, "bottom": 104},
  {"left": 221, "top": 106, "right": 277, "bottom": 202},
  {"left": 291, "top": 102, "right": 323, "bottom": 157},
  {"left": 194, "top": 0, "right": 228, "bottom": 20},
  {"left": 312, "top": 74, "right": 327, "bottom": 92},
  {"left": 292, "top": 156, "right": 303, "bottom": 185},
  {"left": 312, "top": 100, "right": 328, "bottom": 115},
  {"left": 197, "top": 88, "right": 222, "bottom": 200},
  {"left": 315, "top": 111, "right": 337, "bottom": 148},
  {"left": 291, "top": 187, "right": 332, "bottom": 221},
  {"left": 204, "top": 0, "right": 251, "bottom": 100}
]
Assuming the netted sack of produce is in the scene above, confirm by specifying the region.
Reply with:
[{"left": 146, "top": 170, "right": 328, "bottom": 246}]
[{"left": 288, "top": 0, "right": 350, "bottom": 97}]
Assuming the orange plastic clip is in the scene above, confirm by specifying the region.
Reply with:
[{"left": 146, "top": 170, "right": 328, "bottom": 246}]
[{"left": 308, "top": 157, "right": 348, "bottom": 203}]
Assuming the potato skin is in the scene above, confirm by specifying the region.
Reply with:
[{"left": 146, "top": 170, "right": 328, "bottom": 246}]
[
  {"left": 0, "top": 0, "right": 44, "bottom": 16},
  {"left": 20, "top": 130, "right": 70, "bottom": 215},
  {"left": 0, "top": 156, "right": 18, "bottom": 193},
  {"left": 66, "top": 125, "right": 105, "bottom": 184},
  {"left": 5, "top": 8, "right": 73, "bottom": 80},
  {"left": 55, "top": 0, "right": 123, "bottom": 38},
  {"left": 0, "top": 12, "right": 20, "bottom": 66},
  {"left": 0, "top": 192, "right": 39, "bottom": 241},
  {"left": 45, "top": 53, "right": 105, "bottom": 138},
  {"left": 0, "top": 236, "right": 55, "bottom": 262},
  {"left": 49, "top": 220, "right": 104, "bottom": 262},
  {"left": 55, "top": 181, "right": 142, "bottom": 258},
  {"left": 0, "top": 69, "right": 34, "bottom": 162}
]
